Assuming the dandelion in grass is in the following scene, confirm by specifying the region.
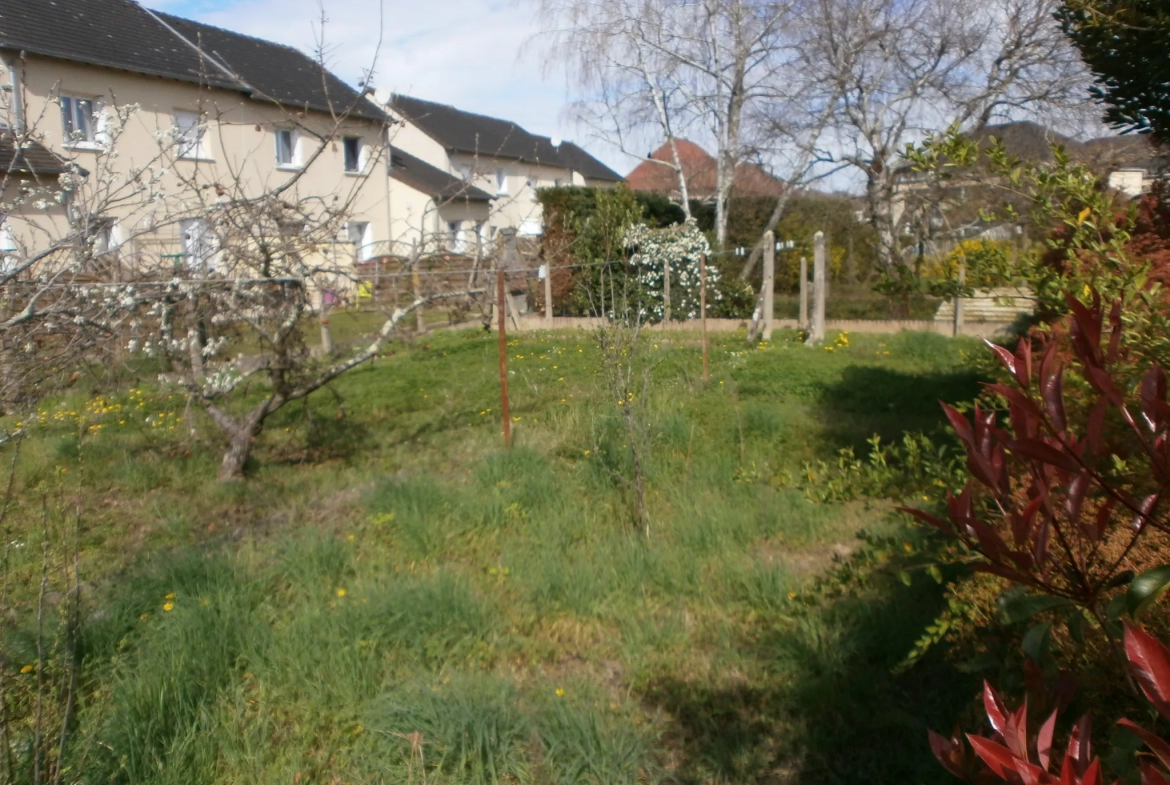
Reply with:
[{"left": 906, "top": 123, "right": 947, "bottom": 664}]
[
  {"left": 163, "top": 602, "right": 174, "bottom": 612},
  {"left": 555, "top": 687, "right": 565, "bottom": 697},
  {"left": 165, "top": 593, "right": 175, "bottom": 599},
  {"left": 20, "top": 665, "right": 34, "bottom": 674},
  {"left": 336, "top": 588, "right": 347, "bottom": 598}
]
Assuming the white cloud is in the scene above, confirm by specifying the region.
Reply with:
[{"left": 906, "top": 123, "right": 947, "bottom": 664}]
[{"left": 147, "top": 0, "right": 633, "bottom": 174}]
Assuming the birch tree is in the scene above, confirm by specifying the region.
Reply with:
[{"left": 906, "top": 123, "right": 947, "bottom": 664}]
[{"left": 538, "top": 0, "right": 804, "bottom": 250}]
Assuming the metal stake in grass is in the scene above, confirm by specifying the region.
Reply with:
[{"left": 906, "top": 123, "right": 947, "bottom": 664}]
[{"left": 497, "top": 266, "right": 512, "bottom": 450}]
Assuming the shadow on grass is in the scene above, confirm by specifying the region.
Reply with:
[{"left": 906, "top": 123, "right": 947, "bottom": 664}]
[
  {"left": 815, "top": 364, "right": 986, "bottom": 452},
  {"left": 640, "top": 578, "right": 976, "bottom": 785}
]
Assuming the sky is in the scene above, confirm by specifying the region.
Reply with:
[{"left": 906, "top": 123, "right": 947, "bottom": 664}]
[{"left": 146, "top": 0, "right": 637, "bottom": 175}]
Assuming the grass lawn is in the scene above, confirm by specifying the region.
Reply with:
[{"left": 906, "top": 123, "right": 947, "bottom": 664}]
[{"left": 0, "top": 325, "right": 986, "bottom": 784}]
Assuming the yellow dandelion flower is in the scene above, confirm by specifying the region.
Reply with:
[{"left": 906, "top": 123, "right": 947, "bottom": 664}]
[
  {"left": 555, "top": 687, "right": 565, "bottom": 697},
  {"left": 336, "top": 588, "right": 347, "bottom": 598},
  {"left": 787, "top": 592, "right": 798, "bottom": 600},
  {"left": 347, "top": 534, "right": 355, "bottom": 541},
  {"left": 20, "top": 665, "right": 34, "bottom": 674},
  {"left": 165, "top": 593, "right": 175, "bottom": 599},
  {"left": 163, "top": 602, "right": 174, "bottom": 612}
]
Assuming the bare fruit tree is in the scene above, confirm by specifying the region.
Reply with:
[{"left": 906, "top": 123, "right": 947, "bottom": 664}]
[{"left": 0, "top": 30, "right": 485, "bottom": 480}]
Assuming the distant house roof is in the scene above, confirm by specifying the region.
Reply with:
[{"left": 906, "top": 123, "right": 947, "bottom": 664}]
[
  {"left": 626, "top": 139, "right": 784, "bottom": 199},
  {"left": 0, "top": 134, "right": 69, "bottom": 176},
  {"left": 390, "top": 95, "right": 563, "bottom": 165},
  {"left": 389, "top": 148, "right": 493, "bottom": 203},
  {"left": 555, "top": 141, "right": 623, "bottom": 182},
  {"left": 388, "top": 95, "right": 616, "bottom": 180},
  {"left": 0, "top": 0, "right": 383, "bottom": 120}
]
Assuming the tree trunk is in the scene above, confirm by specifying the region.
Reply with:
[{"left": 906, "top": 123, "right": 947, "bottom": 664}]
[
  {"left": 217, "top": 411, "right": 265, "bottom": 481},
  {"left": 867, "top": 169, "right": 899, "bottom": 270}
]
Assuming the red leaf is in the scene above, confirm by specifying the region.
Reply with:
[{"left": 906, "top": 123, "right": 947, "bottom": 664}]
[
  {"left": 1082, "top": 757, "right": 1103, "bottom": 785},
  {"left": 1013, "top": 494, "right": 1046, "bottom": 548},
  {"left": 898, "top": 506, "right": 953, "bottom": 536},
  {"left": 1119, "top": 719, "right": 1170, "bottom": 770},
  {"left": 1133, "top": 494, "right": 1161, "bottom": 533},
  {"left": 1004, "top": 697, "right": 1030, "bottom": 760},
  {"left": 1015, "top": 337, "right": 1034, "bottom": 389},
  {"left": 986, "top": 339, "right": 1018, "bottom": 377},
  {"left": 984, "top": 681, "right": 1010, "bottom": 738},
  {"left": 968, "top": 734, "right": 1022, "bottom": 779},
  {"left": 1007, "top": 438, "right": 1083, "bottom": 473},
  {"left": 943, "top": 403, "right": 975, "bottom": 450},
  {"left": 1142, "top": 366, "right": 1168, "bottom": 433},
  {"left": 1068, "top": 713, "right": 1093, "bottom": 776},
  {"left": 1066, "top": 474, "right": 1089, "bottom": 526},
  {"left": 1092, "top": 498, "right": 1116, "bottom": 544},
  {"left": 1125, "top": 623, "right": 1170, "bottom": 721},
  {"left": 1038, "top": 708, "right": 1058, "bottom": 771},
  {"left": 1140, "top": 759, "right": 1170, "bottom": 785},
  {"left": 928, "top": 728, "right": 966, "bottom": 779},
  {"left": 1043, "top": 365, "right": 1068, "bottom": 434}
]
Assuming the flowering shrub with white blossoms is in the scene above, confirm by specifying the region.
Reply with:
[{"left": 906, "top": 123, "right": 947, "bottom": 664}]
[{"left": 623, "top": 220, "right": 720, "bottom": 321}]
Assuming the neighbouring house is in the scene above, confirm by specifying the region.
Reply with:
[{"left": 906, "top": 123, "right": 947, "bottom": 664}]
[
  {"left": 0, "top": 0, "right": 391, "bottom": 278},
  {"left": 384, "top": 94, "right": 622, "bottom": 245},
  {"left": 625, "top": 139, "right": 785, "bottom": 203},
  {"left": 888, "top": 121, "right": 1170, "bottom": 257}
]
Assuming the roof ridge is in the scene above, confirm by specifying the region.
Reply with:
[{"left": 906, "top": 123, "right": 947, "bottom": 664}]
[
  {"left": 393, "top": 93, "right": 529, "bottom": 131},
  {"left": 152, "top": 7, "right": 310, "bottom": 59}
]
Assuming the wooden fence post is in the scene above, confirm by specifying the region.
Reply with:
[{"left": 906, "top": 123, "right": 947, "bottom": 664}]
[
  {"left": 700, "top": 255, "right": 709, "bottom": 380},
  {"left": 544, "top": 263, "right": 553, "bottom": 327},
  {"left": 799, "top": 256, "right": 808, "bottom": 331},
  {"left": 952, "top": 262, "right": 965, "bottom": 337},
  {"left": 806, "top": 232, "right": 826, "bottom": 345},
  {"left": 762, "top": 231, "right": 775, "bottom": 341},
  {"left": 497, "top": 266, "right": 512, "bottom": 450},
  {"left": 663, "top": 257, "right": 671, "bottom": 323}
]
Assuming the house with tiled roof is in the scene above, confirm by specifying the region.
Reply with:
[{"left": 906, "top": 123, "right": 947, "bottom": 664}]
[
  {"left": 385, "top": 94, "right": 621, "bottom": 245},
  {"left": 0, "top": 0, "right": 400, "bottom": 273},
  {"left": 625, "top": 139, "right": 785, "bottom": 203}
]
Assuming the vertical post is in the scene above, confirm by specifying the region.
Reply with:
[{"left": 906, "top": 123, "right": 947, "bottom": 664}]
[
  {"left": 544, "top": 263, "right": 553, "bottom": 327},
  {"left": 663, "top": 257, "right": 671, "bottom": 323},
  {"left": 953, "top": 262, "right": 966, "bottom": 337},
  {"left": 806, "top": 231, "right": 826, "bottom": 345},
  {"left": 411, "top": 240, "right": 423, "bottom": 333},
  {"left": 798, "top": 256, "right": 808, "bottom": 331},
  {"left": 497, "top": 267, "right": 512, "bottom": 450},
  {"left": 762, "top": 231, "right": 775, "bottom": 341},
  {"left": 700, "top": 254, "right": 709, "bottom": 380}
]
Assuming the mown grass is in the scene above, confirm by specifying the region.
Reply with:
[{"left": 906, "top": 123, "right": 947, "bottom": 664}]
[{"left": 0, "top": 323, "right": 985, "bottom": 784}]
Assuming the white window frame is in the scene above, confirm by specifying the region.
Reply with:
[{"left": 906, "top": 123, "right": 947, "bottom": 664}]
[
  {"left": 447, "top": 220, "right": 465, "bottom": 254},
  {"left": 458, "top": 164, "right": 472, "bottom": 181},
  {"left": 495, "top": 169, "right": 508, "bottom": 195},
  {"left": 275, "top": 128, "right": 299, "bottom": 169},
  {"left": 0, "top": 220, "right": 18, "bottom": 275},
  {"left": 347, "top": 221, "right": 374, "bottom": 261},
  {"left": 342, "top": 136, "right": 363, "bottom": 174},
  {"left": 179, "top": 218, "right": 215, "bottom": 272},
  {"left": 174, "top": 110, "right": 209, "bottom": 160},
  {"left": 60, "top": 95, "right": 101, "bottom": 148}
]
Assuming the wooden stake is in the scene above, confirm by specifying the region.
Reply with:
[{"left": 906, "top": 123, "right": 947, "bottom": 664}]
[
  {"left": 700, "top": 254, "right": 709, "bottom": 380},
  {"left": 497, "top": 267, "right": 512, "bottom": 449},
  {"left": 806, "top": 232, "right": 826, "bottom": 345},
  {"left": 663, "top": 257, "right": 671, "bottom": 323},
  {"left": 798, "top": 256, "right": 808, "bottom": 331},
  {"left": 762, "top": 231, "right": 775, "bottom": 341},
  {"left": 543, "top": 263, "right": 553, "bottom": 327}
]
